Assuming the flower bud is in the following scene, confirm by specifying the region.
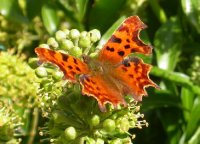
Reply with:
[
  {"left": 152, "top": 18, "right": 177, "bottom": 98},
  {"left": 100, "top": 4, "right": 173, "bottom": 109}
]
[
  {"left": 90, "top": 115, "right": 100, "bottom": 126},
  {"left": 79, "top": 37, "right": 91, "bottom": 48},
  {"left": 55, "top": 30, "right": 66, "bottom": 41},
  {"left": 61, "top": 39, "right": 74, "bottom": 50},
  {"left": 64, "top": 127, "right": 77, "bottom": 140},
  {"left": 47, "top": 37, "right": 59, "bottom": 48},
  {"left": 69, "top": 29, "right": 80, "bottom": 39},
  {"left": 103, "top": 119, "right": 116, "bottom": 132},
  {"left": 70, "top": 46, "right": 82, "bottom": 57},
  {"left": 35, "top": 67, "right": 48, "bottom": 78},
  {"left": 88, "top": 29, "right": 101, "bottom": 42},
  {"left": 52, "top": 71, "right": 64, "bottom": 81},
  {"left": 110, "top": 138, "right": 122, "bottom": 144},
  {"left": 39, "top": 44, "right": 49, "bottom": 48},
  {"left": 28, "top": 58, "right": 39, "bottom": 69}
]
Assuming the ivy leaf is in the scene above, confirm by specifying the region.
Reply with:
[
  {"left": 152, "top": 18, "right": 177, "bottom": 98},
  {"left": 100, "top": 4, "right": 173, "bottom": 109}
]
[
  {"left": 41, "top": 4, "right": 59, "bottom": 35},
  {"left": 181, "top": 0, "right": 200, "bottom": 33},
  {"left": 0, "top": 0, "right": 28, "bottom": 23},
  {"left": 154, "top": 17, "right": 182, "bottom": 71}
]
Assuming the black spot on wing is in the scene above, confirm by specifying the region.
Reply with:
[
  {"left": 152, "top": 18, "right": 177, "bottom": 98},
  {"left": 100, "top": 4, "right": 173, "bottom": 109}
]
[
  {"left": 76, "top": 66, "right": 81, "bottom": 72},
  {"left": 118, "top": 51, "right": 125, "bottom": 57},
  {"left": 110, "top": 35, "right": 122, "bottom": 43},
  {"left": 106, "top": 46, "right": 115, "bottom": 52},
  {"left": 61, "top": 53, "right": 69, "bottom": 61},
  {"left": 124, "top": 44, "right": 130, "bottom": 49},
  {"left": 73, "top": 58, "right": 78, "bottom": 64},
  {"left": 68, "top": 65, "right": 73, "bottom": 69},
  {"left": 129, "top": 74, "right": 134, "bottom": 78}
]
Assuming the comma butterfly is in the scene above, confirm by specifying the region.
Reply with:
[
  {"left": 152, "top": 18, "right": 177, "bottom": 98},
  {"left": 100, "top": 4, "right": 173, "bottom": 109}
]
[{"left": 35, "top": 16, "right": 159, "bottom": 111}]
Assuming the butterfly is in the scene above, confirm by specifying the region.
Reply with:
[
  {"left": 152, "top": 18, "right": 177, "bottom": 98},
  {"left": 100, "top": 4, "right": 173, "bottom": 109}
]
[{"left": 35, "top": 16, "right": 159, "bottom": 112}]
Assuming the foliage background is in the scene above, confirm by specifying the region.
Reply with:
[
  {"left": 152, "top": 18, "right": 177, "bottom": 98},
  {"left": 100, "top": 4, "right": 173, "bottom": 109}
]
[{"left": 0, "top": 0, "right": 200, "bottom": 143}]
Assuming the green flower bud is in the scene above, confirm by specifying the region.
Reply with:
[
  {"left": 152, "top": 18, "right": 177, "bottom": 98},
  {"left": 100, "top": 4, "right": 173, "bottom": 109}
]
[
  {"left": 47, "top": 37, "right": 59, "bottom": 48},
  {"left": 80, "top": 31, "right": 88, "bottom": 38},
  {"left": 103, "top": 119, "right": 116, "bottom": 132},
  {"left": 64, "top": 126, "right": 77, "bottom": 140},
  {"left": 52, "top": 71, "right": 64, "bottom": 81},
  {"left": 110, "top": 138, "right": 122, "bottom": 144},
  {"left": 116, "top": 118, "right": 130, "bottom": 133},
  {"left": 88, "top": 29, "right": 101, "bottom": 42},
  {"left": 35, "top": 67, "right": 48, "bottom": 78},
  {"left": 0, "top": 124, "right": 13, "bottom": 141},
  {"left": 70, "top": 46, "right": 82, "bottom": 57},
  {"left": 55, "top": 30, "right": 66, "bottom": 41},
  {"left": 61, "top": 39, "right": 74, "bottom": 50},
  {"left": 96, "top": 138, "right": 104, "bottom": 144},
  {"left": 129, "top": 121, "right": 136, "bottom": 128},
  {"left": 63, "top": 29, "right": 70, "bottom": 36},
  {"left": 28, "top": 58, "right": 39, "bottom": 69},
  {"left": 90, "top": 115, "right": 100, "bottom": 126},
  {"left": 69, "top": 29, "right": 80, "bottom": 39},
  {"left": 78, "top": 37, "right": 91, "bottom": 48},
  {"left": 39, "top": 44, "right": 49, "bottom": 48}
]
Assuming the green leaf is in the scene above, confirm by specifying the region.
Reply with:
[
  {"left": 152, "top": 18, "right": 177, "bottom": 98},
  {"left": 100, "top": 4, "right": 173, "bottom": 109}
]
[
  {"left": 141, "top": 90, "right": 181, "bottom": 111},
  {"left": 181, "top": 87, "right": 195, "bottom": 121},
  {"left": 181, "top": 0, "right": 200, "bottom": 33},
  {"left": 26, "top": 0, "right": 45, "bottom": 19},
  {"left": 185, "top": 97, "right": 200, "bottom": 141},
  {"left": 41, "top": 4, "right": 59, "bottom": 35},
  {"left": 188, "top": 126, "right": 200, "bottom": 144},
  {"left": 89, "top": 0, "right": 126, "bottom": 33},
  {"left": 99, "top": 16, "right": 125, "bottom": 46},
  {"left": 151, "top": 67, "right": 200, "bottom": 95},
  {"left": 154, "top": 17, "right": 182, "bottom": 71},
  {"left": 0, "top": 0, "right": 28, "bottom": 23},
  {"left": 75, "top": 0, "right": 88, "bottom": 21}
]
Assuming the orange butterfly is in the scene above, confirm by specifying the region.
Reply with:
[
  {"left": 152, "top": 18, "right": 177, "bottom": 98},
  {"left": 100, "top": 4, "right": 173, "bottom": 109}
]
[{"left": 35, "top": 16, "right": 159, "bottom": 111}]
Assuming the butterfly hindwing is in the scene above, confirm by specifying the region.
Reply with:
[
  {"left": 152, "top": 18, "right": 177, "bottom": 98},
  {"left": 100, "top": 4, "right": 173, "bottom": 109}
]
[
  {"left": 79, "top": 74, "right": 127, "bottom": 111},
  {"left": 114, "top": 57, "right": 159, "bottom": 101}
]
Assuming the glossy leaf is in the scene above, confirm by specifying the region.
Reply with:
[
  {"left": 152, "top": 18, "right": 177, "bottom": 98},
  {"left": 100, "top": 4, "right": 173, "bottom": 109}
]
[
  {"left": 185, "top": 97, "right": 200, "bottom": 141},
  {"left": 0, "top": 0, "right": 28, "bottom": 23},
  {"left": 75, "top": 0, "right": 88, "bottom": 21},
  {"left": 41, "top": 4, "right": 59, "bottom": 35},
  {"left": 181, "top": 0, "right": 200, "bottom": 33},
  {"left": 89, "top": 0, "right": 125, "bottom": 32},
  {"left": 154, "top": 17, "right": 182, "bottom": 71},
  {"left": 181, "top": 87, "right": 195, "bottom": 121}
]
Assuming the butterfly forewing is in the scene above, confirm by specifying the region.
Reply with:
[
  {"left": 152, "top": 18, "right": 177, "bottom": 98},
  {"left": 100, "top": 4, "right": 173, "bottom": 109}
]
[
  {"left": 98, "top": 16, "right": 152, "bottom": 64},
  {"left": 35, "top": 48, "right": 90, "bottom": 81}
]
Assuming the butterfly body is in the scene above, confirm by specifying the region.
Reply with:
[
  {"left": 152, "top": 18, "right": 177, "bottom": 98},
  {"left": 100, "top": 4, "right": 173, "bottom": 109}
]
[{"left": 35, "top": 16, "right": 159, "bottom": 111}]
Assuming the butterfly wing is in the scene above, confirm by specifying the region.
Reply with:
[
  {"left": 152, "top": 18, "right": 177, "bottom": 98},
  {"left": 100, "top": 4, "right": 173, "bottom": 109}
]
[
  {"left": 35, "top": 48, "right": 90, "bottom": 81},
  {"left": 98, "top": 16, "right": 152, "bottom": 64},
  {"left": 114, "top": 57, "right": 159, "bottom": 101},
  {"left": 79, "top": 74, "right": 127, "bottom": 111}
]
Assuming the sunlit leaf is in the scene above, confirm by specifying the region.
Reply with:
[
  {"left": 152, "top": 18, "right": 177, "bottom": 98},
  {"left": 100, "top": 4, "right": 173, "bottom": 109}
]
[
  {"left": 181, "top": 0, "right": 200, "bottom": 33},
  {"left": 89, "top": 0, "right": 125, "bottom": 32},
  {"left": 154, "top": 17, "right": 182, "bottom": 71},
  {"left": 181, "top": 87, "right": 195, "bottom": 121},
  {"left": 185, "top": 97, "right": 200, "bottom": 141},
  {"left": 41, "top": 4, "right": 59, "bottom": 35},
  {"left": 75, "top": 0, "right": 88, "bottom": 21},
  {"left": 0, "top": 0, "right": 28, "bottom": 23}
]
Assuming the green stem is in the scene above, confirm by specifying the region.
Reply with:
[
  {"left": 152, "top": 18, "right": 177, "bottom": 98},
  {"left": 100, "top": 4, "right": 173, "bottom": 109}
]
[
  {"left": 151, "top": 67, "right": 200, "bottom": 95},
  {"left": 149, "top": 0, "right": 167, "bottom": 24},
  {"left": 27, "top": 108, "right": 39, "bottom": 144}
]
